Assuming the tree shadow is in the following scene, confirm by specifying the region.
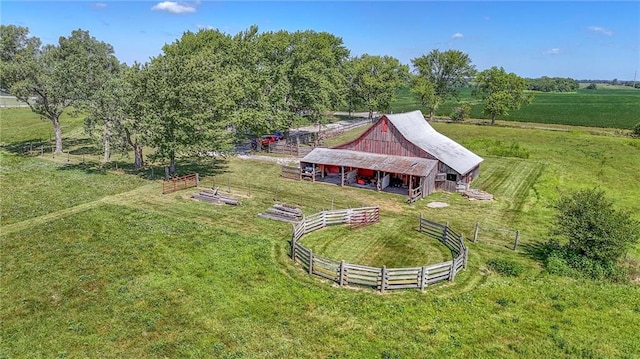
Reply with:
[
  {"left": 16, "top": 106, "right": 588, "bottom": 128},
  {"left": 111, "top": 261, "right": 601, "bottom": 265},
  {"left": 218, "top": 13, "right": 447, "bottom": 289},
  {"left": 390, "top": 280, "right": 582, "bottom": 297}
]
[
  {"left": 519, "top": 240, "right": 553, "bottom": 263},
  {"left": 0, "top": 139, "right": 51, "bottom": 156}
]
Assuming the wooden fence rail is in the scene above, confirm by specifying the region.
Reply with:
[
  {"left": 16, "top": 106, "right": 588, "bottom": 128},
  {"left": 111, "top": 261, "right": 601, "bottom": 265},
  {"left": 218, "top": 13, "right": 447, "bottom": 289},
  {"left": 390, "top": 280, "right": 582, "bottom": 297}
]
[
  {"left": 290, "top": 208, "right": 467, "bottom": 292},
  {"left": 162, "top": 173, "right": 199, "bottom": 194}
]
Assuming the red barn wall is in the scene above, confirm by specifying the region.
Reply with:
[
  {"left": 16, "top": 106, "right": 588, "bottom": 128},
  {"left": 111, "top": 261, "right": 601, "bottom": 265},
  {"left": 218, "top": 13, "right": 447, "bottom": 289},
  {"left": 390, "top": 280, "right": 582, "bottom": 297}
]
[{"left": 335, "top": 118, "right": 438, "bottom": 161}]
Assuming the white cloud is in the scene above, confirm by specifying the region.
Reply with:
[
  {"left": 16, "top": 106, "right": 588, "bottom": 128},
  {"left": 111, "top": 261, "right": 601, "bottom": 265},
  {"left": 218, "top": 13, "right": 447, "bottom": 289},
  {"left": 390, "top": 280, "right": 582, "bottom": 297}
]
[
  {"left": 588, "top": 26, "right": 613, "bottom": 36},
  {"left": 93, "top": 3, "right": 107, "bottom": 8},
  {"left": 451, "top": 33, "right": 464, "bottom": 40},
  {"left": 544, "top": 48, "right": 560, "bottom": 55},
  {"left": 151, "top": 1, "right": 196, "bottom": 14},
  {"left": 195, "top": 24, "right": 214, "bottom": 30}
]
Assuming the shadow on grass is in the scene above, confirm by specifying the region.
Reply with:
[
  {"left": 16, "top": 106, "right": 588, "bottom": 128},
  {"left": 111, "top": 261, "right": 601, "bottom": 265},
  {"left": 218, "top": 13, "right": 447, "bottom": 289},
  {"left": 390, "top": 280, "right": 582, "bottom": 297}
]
[
  {"left": 519, "top": 241, "right": 552, "bottom": 263},
  {"left": 0, "top": 139, "right": 52, "bottom": 155},
  {"left": 56, "top": 156, "right": 230, "bottom": 180}
]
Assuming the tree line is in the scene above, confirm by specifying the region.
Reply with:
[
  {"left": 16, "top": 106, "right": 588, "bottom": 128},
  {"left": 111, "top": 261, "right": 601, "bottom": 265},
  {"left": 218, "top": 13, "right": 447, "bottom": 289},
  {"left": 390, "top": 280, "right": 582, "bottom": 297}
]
[
  {"left": 526, "top": 76, "right": 579, "bottom": 92},
  {"left": 1, "top": 25, "right": 532, "bottom": 173}
]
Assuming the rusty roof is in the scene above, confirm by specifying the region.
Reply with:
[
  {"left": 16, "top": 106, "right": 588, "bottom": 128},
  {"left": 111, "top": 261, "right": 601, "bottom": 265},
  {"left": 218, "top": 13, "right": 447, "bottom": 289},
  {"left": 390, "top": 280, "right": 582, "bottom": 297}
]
[{"left": 301, "top": 148, "right": 437, "bottom": 176}]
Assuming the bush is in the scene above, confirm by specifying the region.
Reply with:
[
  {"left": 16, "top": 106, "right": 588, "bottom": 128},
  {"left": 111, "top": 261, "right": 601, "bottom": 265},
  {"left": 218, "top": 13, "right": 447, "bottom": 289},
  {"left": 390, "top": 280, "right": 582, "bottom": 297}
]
[
  {"left": 449, "top": 103, "right": 471, "bottom": 122},
  {"left": 552, "top": 188, "right": 640, "bottom": 264},
  {"left": 585, "top": 83, "right": 597, "bottom": 90},
  {"left": 632, "top": 122, "right": 640, "bottom": 138},
  {"left": 487, "top": 258, "right": 524, "bottom": 277}
]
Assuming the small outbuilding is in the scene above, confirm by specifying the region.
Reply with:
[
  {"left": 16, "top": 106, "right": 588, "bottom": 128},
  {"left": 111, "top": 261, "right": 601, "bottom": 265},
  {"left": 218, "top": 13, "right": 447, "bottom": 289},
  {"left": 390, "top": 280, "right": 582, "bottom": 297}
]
[{"left": 299, "top": 110, "right": 483, "bottom": 201}]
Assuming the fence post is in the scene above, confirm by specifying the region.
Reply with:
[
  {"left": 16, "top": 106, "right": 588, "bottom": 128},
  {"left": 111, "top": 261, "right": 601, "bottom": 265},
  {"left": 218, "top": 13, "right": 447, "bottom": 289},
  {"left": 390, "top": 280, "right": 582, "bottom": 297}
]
[
  {"left": 463, "top": 246, "right": 468, "bottom": 269},
  {"left": 291, "top": 227, "right": 297, "bottom": 261},
  {"left": 380, "top": 266, "right": 387, "bottom": 293},
  {"left": 419, "top": 266, "right": 427, "bottom": 290},
  {"left": 513, "top": 230, "right": 520, "bottom": 251},
  {"left": 473, "top": 222, "right": 479, "bottom": 243},
  {"left": 195, "top": 173, "right": 200, "bottom": 187},
  {"left": 449, "top": 259, "right": 456, "bottom": 281},
  {"left": 339, "top": 260, "right": 345, "bottom": 286},
  {"left": 442, "top": 221, "right": 449, "bottom": 244},
  {"left": 308, "top": 249, "right": 313, "bottom": 274},
  {"left": 419, "top": 213, "right": 423, "bottom": 232}
]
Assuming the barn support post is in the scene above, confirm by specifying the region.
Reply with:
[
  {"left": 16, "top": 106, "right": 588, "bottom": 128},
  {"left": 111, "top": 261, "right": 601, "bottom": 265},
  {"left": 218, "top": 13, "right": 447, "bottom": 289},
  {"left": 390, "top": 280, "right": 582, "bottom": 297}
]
[
  {"left": 312, "top": 163, "right": 316, "bottom": 182},
  {"left": 513, "top": 230, "right": 520, "bottom": 251},
  {"left": 341, "top": 166, "right": 345, "bottom": 187}
]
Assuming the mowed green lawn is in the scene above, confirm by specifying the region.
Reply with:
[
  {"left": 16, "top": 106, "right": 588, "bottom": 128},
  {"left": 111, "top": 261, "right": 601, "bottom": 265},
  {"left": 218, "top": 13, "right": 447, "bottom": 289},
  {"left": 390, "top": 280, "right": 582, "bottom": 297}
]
[
  {"left": 2, "top": 108, "right": 640, "bottom": 357},
  {"left": 390, "top": 86, "right": 640, "bottom": 129}
]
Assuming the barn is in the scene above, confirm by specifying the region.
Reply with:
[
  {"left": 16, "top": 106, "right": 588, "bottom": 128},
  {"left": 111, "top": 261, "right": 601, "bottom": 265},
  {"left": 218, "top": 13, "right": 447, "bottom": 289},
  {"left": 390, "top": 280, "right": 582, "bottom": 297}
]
[{"left": 298, "top": 110, "right": 483, "bottom": 201}]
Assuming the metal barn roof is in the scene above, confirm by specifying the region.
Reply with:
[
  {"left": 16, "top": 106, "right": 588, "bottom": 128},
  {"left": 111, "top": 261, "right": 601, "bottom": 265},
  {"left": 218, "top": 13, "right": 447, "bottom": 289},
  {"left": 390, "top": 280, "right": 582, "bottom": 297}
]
[
  {"left": 301, "top": 148, "right": 437, "bottom": 176},
  {"left": 385, "top": 110, "right": 483, "bottom": 175}
]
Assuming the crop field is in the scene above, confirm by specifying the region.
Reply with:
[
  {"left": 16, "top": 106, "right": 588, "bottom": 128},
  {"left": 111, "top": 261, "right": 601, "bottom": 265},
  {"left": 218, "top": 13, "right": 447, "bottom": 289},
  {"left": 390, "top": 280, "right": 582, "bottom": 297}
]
[
  {"left": 2, "top": 108, "right": 640, "bottom": 358},
  {"left": 390, "top": 86, "right": 640, "bottom": 129}
]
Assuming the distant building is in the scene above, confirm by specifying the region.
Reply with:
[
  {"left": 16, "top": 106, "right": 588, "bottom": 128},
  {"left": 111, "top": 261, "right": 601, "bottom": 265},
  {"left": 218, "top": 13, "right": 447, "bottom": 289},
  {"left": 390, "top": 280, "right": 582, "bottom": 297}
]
[{"left": 299, "top": 110, "right": 483, "bottom": 201}]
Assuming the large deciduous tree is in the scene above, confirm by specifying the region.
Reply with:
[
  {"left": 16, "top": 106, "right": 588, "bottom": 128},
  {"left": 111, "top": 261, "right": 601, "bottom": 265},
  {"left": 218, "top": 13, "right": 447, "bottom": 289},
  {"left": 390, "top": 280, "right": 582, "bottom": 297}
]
[
  {"left": 346, "top": 54, "right": 409, "bottom": 120},
  {"left": 0, "top": 26, "right": 118, "bottom": 153},
  {"left": 411, "top": 49, "right": 476, "bottom": 120},
  {"left": 474, "top": 66, "right": 532, "bottom": 125},
  {"left": 142, "top": 29, "right": 240, "bottom": 175},
  {"left": 84, "top": 63, "right": 146, "bottom": 168}
]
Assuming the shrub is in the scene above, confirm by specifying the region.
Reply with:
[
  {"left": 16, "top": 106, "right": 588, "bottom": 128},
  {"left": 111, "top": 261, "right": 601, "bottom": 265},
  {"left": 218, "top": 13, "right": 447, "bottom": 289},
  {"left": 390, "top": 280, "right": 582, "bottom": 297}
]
[
  {"left": 487, "top": 258, "right": 524, "bottom": 277},
  {"left": 585, "top": 83, "right": 597, "bottom": 90},
  {"left": 552, "top": 188, "right": 640, "bottom": 264},
  {"left": 449, "top": 103, "right": 471, "bottom": 122},
  {"left": 632, "top": 122, "right": 640, "bottom": 138}
]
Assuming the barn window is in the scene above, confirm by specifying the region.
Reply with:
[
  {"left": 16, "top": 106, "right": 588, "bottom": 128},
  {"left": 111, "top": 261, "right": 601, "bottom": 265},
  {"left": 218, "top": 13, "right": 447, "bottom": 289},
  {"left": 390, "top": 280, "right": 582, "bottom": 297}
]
[{"left": 446, "top": 173, "right": 457, "bottom": 181}]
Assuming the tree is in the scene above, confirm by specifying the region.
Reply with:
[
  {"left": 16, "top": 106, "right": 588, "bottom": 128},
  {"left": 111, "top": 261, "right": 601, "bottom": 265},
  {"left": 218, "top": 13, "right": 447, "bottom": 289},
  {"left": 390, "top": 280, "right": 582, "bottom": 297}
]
[
  {"left": 0, "top": 26, "right": 118, "bottom": 153},
  {"left": 142, "top": 29, "right": 239, "bottom": 175},
  {"left": 83, "top": 63, "right": 145, "bottom": 168},
  {"left": 552, "top": 188, "right": 640, "bottom": 264},
  {"left": 345, "top": 54, "right": 409, "bottom": 120},
  {"left": 474, "top": 66, "right": 532, "bottom": 125},
  {"left": 411, "top": 49, "right": 476, "bottom": 120}
]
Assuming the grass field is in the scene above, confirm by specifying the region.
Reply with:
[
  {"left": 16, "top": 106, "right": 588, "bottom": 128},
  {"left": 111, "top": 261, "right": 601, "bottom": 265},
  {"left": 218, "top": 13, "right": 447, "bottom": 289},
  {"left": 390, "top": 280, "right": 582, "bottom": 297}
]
[
  {"left": 2, "top": 108, "right": 640, "bottom": 357},
  {"left": 390, "top": 86, "right": 640, "bottom": 129}
]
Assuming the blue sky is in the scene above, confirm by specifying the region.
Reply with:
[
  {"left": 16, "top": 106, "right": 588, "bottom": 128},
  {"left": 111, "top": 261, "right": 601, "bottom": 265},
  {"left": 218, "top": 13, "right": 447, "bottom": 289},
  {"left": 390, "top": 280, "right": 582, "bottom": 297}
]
[{"left": 3, "top": 1, "right": 639, "bottom": 80}]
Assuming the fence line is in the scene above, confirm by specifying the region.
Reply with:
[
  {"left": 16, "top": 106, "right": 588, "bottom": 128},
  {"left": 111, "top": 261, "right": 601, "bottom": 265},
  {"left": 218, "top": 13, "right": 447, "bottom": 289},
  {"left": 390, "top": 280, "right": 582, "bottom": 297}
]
[
  {"left": 290, "top": 209, "right": 467, "bottom": 292},
  {"left": 472, "top": 222, "right": 520, "bottom": 251}
]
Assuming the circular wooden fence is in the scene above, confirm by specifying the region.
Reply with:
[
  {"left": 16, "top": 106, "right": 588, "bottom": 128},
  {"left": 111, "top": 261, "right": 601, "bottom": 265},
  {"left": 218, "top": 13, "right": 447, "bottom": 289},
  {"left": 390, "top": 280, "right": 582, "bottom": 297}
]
[{"left": 290, "top": 207, "right": 468, "bottom": 292}]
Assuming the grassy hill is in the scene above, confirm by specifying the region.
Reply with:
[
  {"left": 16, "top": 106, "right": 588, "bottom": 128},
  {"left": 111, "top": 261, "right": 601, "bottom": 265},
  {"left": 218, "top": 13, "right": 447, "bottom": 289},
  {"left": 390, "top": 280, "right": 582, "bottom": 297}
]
[{"left": 1, "top": 108, "right": 639, "bottom": 358}]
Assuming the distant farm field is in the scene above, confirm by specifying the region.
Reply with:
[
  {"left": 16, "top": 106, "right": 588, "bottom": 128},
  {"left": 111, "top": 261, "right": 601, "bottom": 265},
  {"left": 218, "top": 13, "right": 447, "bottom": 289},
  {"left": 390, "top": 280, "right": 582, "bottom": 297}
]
[{"left": 390, "top": 86, "right": 640, "bottom": 129}]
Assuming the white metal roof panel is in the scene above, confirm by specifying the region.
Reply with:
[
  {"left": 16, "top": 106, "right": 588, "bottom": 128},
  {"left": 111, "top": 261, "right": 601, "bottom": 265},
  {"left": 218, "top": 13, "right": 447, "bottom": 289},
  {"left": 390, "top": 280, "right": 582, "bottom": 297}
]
[{"left": 385, "top": 110, "right": 483, "bottom": 174}]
